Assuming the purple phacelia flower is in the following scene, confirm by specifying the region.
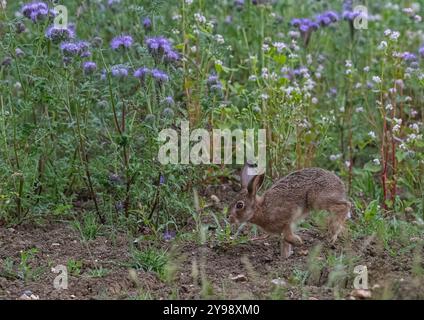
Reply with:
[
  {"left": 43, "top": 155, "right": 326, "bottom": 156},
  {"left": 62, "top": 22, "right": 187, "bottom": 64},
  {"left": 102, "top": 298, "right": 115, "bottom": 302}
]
[
  {"left": 234, "top": 0, "right": 244, "bottom": 8},
  {"left": 207, "top": 74, "right": 219, "bottom": 86},
  {"left": 151, "top": 68, "right": 169, "bottom": 84},
  {"left": 83, "top": 61, "right": 97, "bottom": 74},
  {"left": 163, "top": 230, "right": 176, "bottom": 241},
  {"left": 163, "top": 96, "right": 174, "bottom": 106},
  {"left": 164, "top": 50, "right": 179, "bottom": 63},
  {"left": 146, "top": 37, "right": 171, "bottom": 54},
  {"left": 316, "top": 11, "right": 339, "bottom": 27},
  {"left": 60, "top": 41, "right": 90, "bottom": 57},
  {"left": 134, "top": 67, "right": 150, "bottom": 81},
  {"left": 291, "top": 18, "right": 302, "bottom": 27},
  {"left": 210, "top": 83, "right": 223, "bottom": 94},
  {"left": 21, "top": 2, "right": 53, "bottom": 23},
  {"left": 159, "top": 175, "right": 166, "bottom": 185},
  {"left": 110, "top": 35, "right": 133, "bottom": 50},
  {"left": 111, "top": 65, "right": 129, "bottom": 78},
  {"left": 419, "top": 46, "right": 424, "bottom": 58},
  {"left": 342, "top": 10, "right": 361, "bottom": 21},
  {"left": 401, "top": 52, "right": 417, "bottom": 62},
  {"left": 108, "top": 0, "right": 121, "bottom": 6},
  {"left": 142, "top": 17, "right": 152, "bottom": 30},
  {"left": 109, "top": 173, "right": 122, "bottom": 184},
  {"left": 145, "top": 36, "right": 179, "bottom": 63},
  {"left": 45, "top": 25, "right": 75, "bottom": 42},
  {"left": 15, "top": 48, "right": 25, "bottom": 58}
]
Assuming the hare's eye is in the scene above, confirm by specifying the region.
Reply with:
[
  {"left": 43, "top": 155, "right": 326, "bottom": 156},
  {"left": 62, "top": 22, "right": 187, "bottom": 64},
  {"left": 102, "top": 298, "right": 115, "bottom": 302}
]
[{"left": 236, "top": 201, "right": 244, "bottom": 209}]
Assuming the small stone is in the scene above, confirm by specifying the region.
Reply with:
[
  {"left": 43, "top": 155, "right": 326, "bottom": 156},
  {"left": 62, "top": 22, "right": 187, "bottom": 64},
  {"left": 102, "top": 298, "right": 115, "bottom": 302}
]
[
  {"left": 19, "top": 291, "right": 39, "bottom": 300},
  {"left": 230, "top": 274, "right": 247, "bottom": 282},
  {"left": 7, "top": 228, "right": 15, "bottom": 233},
  {"left": 51, "top": 243, "right": 60, "bottom": 246},
  {"left": 210, "top": 195, "right": 220, "bottom": 203},
  {"left": 271, "top": 278, "right": 287, "bottom": 286},
  {"left": 299, "top": 249, "right": 309, "bottom": 256},
  {"left": 309, "top": 297, "right": 319, "bottom": 300},
  {"left": 350, "top": 289, "right": 372, "bottom": 299},
  {"left": 19, "top": 294, "right": 31, "bottom": 300}
]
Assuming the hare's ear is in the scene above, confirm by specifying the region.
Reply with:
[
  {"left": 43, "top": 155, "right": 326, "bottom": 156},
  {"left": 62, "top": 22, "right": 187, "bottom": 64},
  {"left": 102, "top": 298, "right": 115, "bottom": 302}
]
[
  {"left": 241, "top": 163, "right": 254, "bottom": 189},
  {"left": 247, "top": 173, "right": 265, "bottom": 198}
]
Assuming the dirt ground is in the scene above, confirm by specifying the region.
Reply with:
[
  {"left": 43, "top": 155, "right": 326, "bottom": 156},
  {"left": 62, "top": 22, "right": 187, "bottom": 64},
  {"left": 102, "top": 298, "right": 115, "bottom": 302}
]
[{"left": 0, "top": 217, "right": 423, "bottom": 300}]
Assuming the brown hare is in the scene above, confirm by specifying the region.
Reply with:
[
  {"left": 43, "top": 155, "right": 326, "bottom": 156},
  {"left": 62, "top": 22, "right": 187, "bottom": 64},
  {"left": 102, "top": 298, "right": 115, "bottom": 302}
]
[{"left": 229, "top": 163, "right": 351, "bottom": 258}]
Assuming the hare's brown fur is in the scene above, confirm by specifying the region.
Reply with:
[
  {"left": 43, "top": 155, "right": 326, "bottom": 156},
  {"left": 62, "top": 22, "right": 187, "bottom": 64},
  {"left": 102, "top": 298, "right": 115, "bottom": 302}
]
[{"left": 229, "top": 167, "right": 351, "bottom": 258}]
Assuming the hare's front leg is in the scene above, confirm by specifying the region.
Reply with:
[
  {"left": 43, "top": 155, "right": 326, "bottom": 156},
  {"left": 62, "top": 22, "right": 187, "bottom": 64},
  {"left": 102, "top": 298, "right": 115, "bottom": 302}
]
[
  {"left": 280, "top": 236, "right": 293, "bottom": 259},
  {"left": 282, "top": 224, "right": 303, "bottom": 246},
  {"left": 327, "top": 200, "right": 351, "bottom": 244}
]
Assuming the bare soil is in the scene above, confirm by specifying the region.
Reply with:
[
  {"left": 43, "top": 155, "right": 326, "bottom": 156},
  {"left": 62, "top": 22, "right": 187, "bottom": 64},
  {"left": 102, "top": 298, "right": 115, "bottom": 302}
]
[{"left": 0, "top": 218, "right": 423, "bottom": 300}]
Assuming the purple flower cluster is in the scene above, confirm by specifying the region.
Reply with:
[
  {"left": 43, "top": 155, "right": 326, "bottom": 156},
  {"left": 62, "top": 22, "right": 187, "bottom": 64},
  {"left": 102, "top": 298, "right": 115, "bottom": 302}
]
[
  {"left": 110, "top": 35, "right": 133, "bottom": 50},
  {"left": 401, "top": 52, "right": 417, "bottom": 62},
  {"left": 60, "top": 41, "right": 90, "bottom": 57},
  {"left": 342, "top": 0, "right": 361, "bottom": 21},
  {"left": 110, "top": 65, "right": 129, "bottom": 78},
  {"left": 163, "top": 230, "right": 176, "bottom": 241},
  {"left": 163, "top": 96, "right": 175, "bottom": 106},
  {"left": 419, "top": 46, "right": 424, "bottom": 58},
  {"left": 315, "top": 11, "right": 339, "bottom": 27},
  {"left": 234, "top": 0, "right": 244, "bottom": 9},
  {"left": 134, "top": 67, "right": 150, "bottom": 81},
  {"left": 292, "top": 11, "right": 338, "bottom": 33},
  {"left": 151, "top": 68, "right": 169, "bottom": 84},
  {"left": 145, "top": 37, "right": 179, "bottom": 63},
  {"left": 142, "top": 17, "right": 152, "bottom": 31},
  {"left": 108, "top": 0, "right": 121, "bottom": 6},
  {"left": 281, "top": 67, "right": 308, "bottom": 81},
  {"left": 21, "top": 1, "right": 54, "bottom": 23},
  {"left": 83, "top": 61, "right": 97, "bottom": 74},
  {"left": 342, "top": 10, "right": 361, "bottom": 21},
  {"left": 291, "top": 18, "right": 319, "bottom": 33},
  {"left": 134, "top": 67, "right": 169, "bottom": 84},
  {"left": 45, "top": 25, "right": 75, "bottom": 42},
  {"left": 207, "top": 73, "right": 223, "bottom": 93}
]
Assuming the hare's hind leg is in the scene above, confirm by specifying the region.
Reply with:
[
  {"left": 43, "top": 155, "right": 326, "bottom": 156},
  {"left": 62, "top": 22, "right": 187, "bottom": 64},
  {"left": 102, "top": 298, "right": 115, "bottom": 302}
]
[{"left": 327, "top": 200, "right": 351, "bottom": 244}]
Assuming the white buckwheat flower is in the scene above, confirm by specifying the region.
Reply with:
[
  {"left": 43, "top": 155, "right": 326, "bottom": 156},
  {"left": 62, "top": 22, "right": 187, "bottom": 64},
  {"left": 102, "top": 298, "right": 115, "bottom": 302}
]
[
  {"left": 390, "top": 31, "right": 400, "bottom": 41},
  {"left": 372, "top": 76, "right": 382, "bottom": 84},
  {"left": 215, "top": 34, "right": 225, "bottom": 44},
  {"left": 378, "top": 41, "right": 388, "bottom": 50},
  {"left": 273, "top": 42, "right": 286, "bottom": 53},
  {"left": 194, "top": 13, "right": 206, "bottom": 24}
]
